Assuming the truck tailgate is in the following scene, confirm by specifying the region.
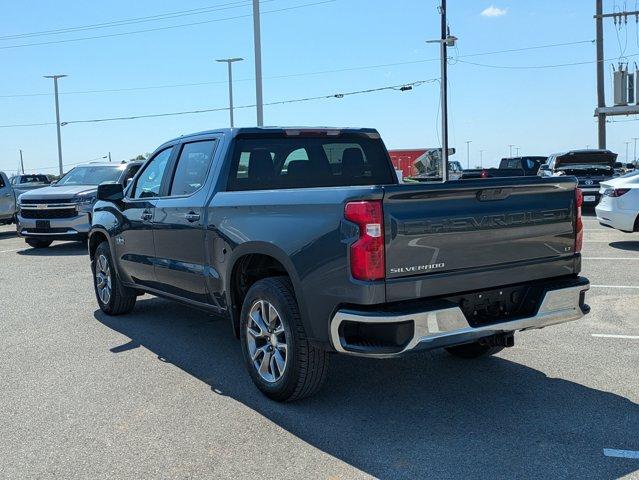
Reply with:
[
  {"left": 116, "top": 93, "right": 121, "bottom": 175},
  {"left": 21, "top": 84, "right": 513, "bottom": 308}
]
[{"left": 383, "top": 177, "right": 578, "bottom": 302}]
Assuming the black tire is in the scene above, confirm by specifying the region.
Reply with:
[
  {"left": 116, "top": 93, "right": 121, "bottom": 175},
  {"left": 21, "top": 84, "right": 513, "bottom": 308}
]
[
  {"left": 25, "top": 239, "right": 52, "bottom": 248},
  {"left": 239, "top": 277, "right": 329, "bottom": 402},
  {"left": 445, "top": 341, "right": 504, "bottom": 359},
  {"left": 92, "top": 241, "right": 136, "bottom": 315}
]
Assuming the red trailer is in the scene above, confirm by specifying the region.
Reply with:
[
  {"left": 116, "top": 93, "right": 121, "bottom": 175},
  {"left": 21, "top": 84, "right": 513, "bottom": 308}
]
[{"left": 388, "top": 149, "right": 427, "bottom": 178}]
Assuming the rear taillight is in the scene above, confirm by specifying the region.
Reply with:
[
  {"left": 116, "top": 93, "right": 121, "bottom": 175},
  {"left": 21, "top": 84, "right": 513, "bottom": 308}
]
[
  {"left": 480, "top": 169, "right": 489, "bottom": 178},
  {"left": 344, "top": 201, "right": 385, "bottom": 281},
  {"left": 603, "top": 188, "right": 630, "bottom": 197},
  {"left": 575, "top": 188, "right": 583, "bottom": 253}
]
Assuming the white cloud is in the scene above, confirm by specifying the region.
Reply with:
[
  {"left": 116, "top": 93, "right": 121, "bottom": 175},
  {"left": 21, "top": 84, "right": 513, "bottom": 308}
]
[{"left": 481, "top": 5, "right": 507, "bottom": 17}]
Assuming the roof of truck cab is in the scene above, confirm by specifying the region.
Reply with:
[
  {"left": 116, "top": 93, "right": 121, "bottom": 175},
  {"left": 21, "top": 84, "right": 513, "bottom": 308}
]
[{"left": 168, "top": 127, "right": 381, "bottom": 143}]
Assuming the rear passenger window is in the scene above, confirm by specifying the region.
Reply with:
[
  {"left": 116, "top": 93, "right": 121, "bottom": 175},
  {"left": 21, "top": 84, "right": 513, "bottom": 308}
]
[
  {"left": 0, "top": 176, "right": 5, "bottom": 188},
  {"left": 228, "top": 137, "right": 394, "bottom": 191},
  {"left": 169, "top": 140, "right": 215, "bottom": 196}
]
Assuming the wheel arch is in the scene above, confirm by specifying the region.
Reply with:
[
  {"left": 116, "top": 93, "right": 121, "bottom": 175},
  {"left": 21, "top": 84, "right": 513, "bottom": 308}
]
[{"left": 226, "top": 242, "right": 306, "bottom": 338}]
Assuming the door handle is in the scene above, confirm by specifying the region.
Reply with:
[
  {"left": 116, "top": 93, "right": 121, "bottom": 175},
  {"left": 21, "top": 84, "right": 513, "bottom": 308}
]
[
  {"left": 141, "top": 210, "right": 153, "bottom": 221},
  {"left": 184, "top": 212, "right": 200, "bottom": 222}
]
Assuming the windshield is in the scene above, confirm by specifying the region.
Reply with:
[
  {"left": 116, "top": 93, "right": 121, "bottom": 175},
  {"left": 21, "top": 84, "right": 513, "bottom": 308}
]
[
  {"left": 56, "top": 166, "right": 123, "bottom": 186},
  {"left": 18, "top": 175, "right": 50, "bottom": 184}
]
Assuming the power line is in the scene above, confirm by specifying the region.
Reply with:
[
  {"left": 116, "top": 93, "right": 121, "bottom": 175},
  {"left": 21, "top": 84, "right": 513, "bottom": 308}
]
[
  {"left": 0, "top": 39, "right": 596, "bottom": 99},
  {"left": 455, "top": 52, "right": 639, "bottom": 69},
  {"left": 0, "top": 0, "right": 335, "bottom": 50},
  {"left": 0, "top": 1, "right": 266, "bottom": 41},
  {"left": 0, "top": 79, "right": 436, "bottom": 128}
]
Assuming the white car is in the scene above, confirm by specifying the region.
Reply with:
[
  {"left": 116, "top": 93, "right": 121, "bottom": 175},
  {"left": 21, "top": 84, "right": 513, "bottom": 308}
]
[{"left": 595, "top": 174, "right": 639, "bottom": 232}]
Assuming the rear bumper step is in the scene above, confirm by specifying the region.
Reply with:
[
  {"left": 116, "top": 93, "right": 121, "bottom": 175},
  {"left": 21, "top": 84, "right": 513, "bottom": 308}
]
[{"left": 330, "top": 279, "right": 590, "bottom": 357}]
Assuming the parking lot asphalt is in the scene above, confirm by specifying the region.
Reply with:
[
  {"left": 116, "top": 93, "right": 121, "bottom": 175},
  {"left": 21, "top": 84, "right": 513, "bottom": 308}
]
[{"left": 1, "top": 210, "right": 638, "bottom": 480}]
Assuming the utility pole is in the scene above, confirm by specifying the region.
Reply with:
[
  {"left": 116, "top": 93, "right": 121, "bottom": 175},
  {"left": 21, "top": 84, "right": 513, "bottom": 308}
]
[
  {"left": 508, "top": 144, "right": 515, "bottom": 157},
  {"left": 216, "top": 57, "right": 244, "bottom": 128},
  {"left": 632, "top": 137, "right": 638, "bottom": 162},
  {"left": 625, "top": 141, "right": 631, "bottom": 162},
  {"left": 44, "top": 74, "right": 67, "bottom": 176},
  {"left": 593, "top": 3, "right": 639, "bottom": 146},
  {"left": 479, "top": 149, "right": 484, "bottom": 168},
  {"left": 252, "top": 0, "right": 264, "bottom": 126},
  {"left": 465, "top": 140, "right": 472, "bottom": 169},
  {"left": 108, "top": 151, "right": 112, "bottom": 162},
  {"left": 596, "top": 0, "right": 606, "bottom": 149},
  {"left": 426, "top": 0, "right": 456, "bottom": 182},
  {"left": 515, "top": 147, "right": 520, "bottom": 156},
  {"left": 19, "top": 149, "right": 24, "bottom": 174}
]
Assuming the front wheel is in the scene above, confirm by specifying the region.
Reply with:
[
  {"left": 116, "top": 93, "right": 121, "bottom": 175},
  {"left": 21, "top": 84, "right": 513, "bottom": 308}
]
[
  {"left": 239, "top": 277, "right": 329, "bottom": 402},
  {"left": 25, "top": 239, "right": 52, "bottom": 248},
  {"left": 92, "top": 241, "right": 136, "bottom": 315}
]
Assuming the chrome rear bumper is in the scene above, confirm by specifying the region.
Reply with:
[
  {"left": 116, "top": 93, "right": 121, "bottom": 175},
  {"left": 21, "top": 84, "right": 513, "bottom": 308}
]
[{"left": 330, "top": 282, "right": 590, "bottom": 357}]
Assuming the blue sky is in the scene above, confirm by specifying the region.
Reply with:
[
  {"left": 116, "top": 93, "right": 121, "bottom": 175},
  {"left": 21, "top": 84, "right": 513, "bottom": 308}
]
[{"left": 1, "top": 0, "right": 638, "bottom": 174}]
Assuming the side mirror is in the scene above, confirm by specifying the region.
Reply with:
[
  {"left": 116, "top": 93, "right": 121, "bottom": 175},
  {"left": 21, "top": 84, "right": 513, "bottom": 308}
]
[
  {"left": 97, "top": 183, "right": 124, "bottom": 201},
  {"left": 50, "top": 180, "right": 58, "bottom": 185}
]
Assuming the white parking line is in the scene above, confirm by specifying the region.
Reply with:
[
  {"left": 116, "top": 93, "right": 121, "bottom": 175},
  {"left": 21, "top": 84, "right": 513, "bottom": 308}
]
[
  {"left": 603, "top": 448, "right": 639, "bottom": 459},
  {"left": 583, "top": 257, "right": 639, "bottom": 260},
  {"left": 592, "top": 334, "right": 639, "bottom": 339},
  {"left": 590, "top": 284, "right": 639, "bottom": 289},
  {"left": 0, "top": 248, "right": 22, "bottom": 254}
]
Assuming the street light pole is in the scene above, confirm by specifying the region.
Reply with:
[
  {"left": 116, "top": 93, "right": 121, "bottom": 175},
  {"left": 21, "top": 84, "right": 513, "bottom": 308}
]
[
  {"left": 465, "top": 140, "right": 472, "bottom": 169},
  {"left": 633, "top": 137, "right": 639, "bottom": 162},
  {"left": 19, "top": 149, "right": 24, "bottom": 174},
  {"left": 479, "top": 149, "right": 484, "bottom": 168},
  {"left": 625, "top": 141, "right": 631, "bottom": 163},
  {"left": 508, "top": 144, "right": 515, "bottom": 158},
  {"left": 216, "top": 57, "right": 244, "bottom": 128},
  {"left": 515, "top": 147, "right": 520, "bottom": 156},
  {"left": 44, "top": 74, "right": 67, "bottom": 176},
  {"left": 426, "top": 0, "right": 456, "bottom": 182},
  {"left": 252, "top": 0, "right": 264, "bottom": 126}
]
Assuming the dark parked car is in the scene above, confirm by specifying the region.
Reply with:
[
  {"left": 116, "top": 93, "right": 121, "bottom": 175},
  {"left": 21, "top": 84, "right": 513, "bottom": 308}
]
[
  {"left": 89, "top": 127, "right": 590, "bottom": 401},
  {"left": 462, "top": 156, "right": 547, "bottom": 179}
]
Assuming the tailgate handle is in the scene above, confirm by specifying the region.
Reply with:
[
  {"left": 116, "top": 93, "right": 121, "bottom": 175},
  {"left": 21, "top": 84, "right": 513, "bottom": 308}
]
[{"left": 477, "top": 188, "right": 512, "bottom": 201}]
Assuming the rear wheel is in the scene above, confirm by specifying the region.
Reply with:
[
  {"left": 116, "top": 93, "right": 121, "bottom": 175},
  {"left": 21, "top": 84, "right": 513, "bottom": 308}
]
[
  {"left": 445, "top": 341, "right": 504, "bottom": 359},
  {"left": 25, "top": 239, "right": 52, "bottom": 248},
  {"left": 92, "top": 241, "right": 136, "bottom": 315},
  {"left": 239, "top": 277, "right": 329, "bottom": 402}
]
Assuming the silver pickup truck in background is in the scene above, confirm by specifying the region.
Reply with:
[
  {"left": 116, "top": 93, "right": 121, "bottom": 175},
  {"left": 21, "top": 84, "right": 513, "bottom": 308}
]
[
  {"left": 0, "top": 172, "right": 17, "bottom": 225},
  {"left": 17, "top": 161, "right": 143, "bottom": 248}
]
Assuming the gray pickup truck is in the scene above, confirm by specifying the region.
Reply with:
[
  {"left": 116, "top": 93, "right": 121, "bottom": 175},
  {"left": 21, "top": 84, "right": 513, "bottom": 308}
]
[
  {"left": 17, "top": 161, "right": 142, "bottom": 248},
  {"left": 89, "top": 127, "right": 590, "bottom": 401}
]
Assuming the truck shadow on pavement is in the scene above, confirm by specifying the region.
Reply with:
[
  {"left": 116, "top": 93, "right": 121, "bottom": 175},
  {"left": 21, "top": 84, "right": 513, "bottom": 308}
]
[
  {"left": 95, "top": 298, "right": 639, "bottom": 479},
  {"left": 609, "top": 241, "right": 639, "bottom": 252},
  {"left": 17, "top": 241, "right": 87, "bottom": 256}
]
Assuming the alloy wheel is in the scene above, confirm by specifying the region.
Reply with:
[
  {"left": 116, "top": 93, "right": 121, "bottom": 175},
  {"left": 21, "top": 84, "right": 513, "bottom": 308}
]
[
  {"left": 246, "top": 300, "right": 288, "bottom": 383},
  {"left": 95, "top": 254, "right": 112, "bottom": 305}
]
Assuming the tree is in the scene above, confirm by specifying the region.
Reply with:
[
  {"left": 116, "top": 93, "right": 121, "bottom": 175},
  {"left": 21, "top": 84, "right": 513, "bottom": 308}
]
[{"left": 129, "top": 153, "right": 151, "bottom": 161}]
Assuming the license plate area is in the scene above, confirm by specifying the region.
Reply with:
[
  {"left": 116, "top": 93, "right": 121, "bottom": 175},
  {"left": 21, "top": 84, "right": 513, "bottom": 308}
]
[
  {"left": 584, "top": 195, "right": 596, "bottom": 202},
  {"left": 450, "top": 284, "right": 545, "bottom": 327},
  {"left": 35, "top": 220, "right": 51, "bottom": 230}
]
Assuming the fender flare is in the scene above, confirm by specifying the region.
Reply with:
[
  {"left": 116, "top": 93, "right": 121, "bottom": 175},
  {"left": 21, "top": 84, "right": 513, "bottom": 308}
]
[{"left": 225, "top": 241, "right": 308, "bottom": 333}]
